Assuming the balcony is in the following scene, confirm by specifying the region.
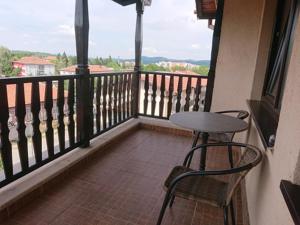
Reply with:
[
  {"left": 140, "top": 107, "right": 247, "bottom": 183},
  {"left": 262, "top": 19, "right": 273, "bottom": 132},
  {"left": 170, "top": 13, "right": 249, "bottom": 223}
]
[
  {"left": 0, "top": 118, "right": 244, "bottom": 225},
  {"left": 0, "top": 71, "right": 241, "bottom": 224}
]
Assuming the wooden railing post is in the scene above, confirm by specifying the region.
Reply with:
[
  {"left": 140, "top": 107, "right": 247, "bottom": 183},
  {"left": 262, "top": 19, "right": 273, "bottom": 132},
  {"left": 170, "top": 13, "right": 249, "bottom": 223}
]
[
  {"left": 75, "top": 0, "right": 91, "bottom": 147},
  {"left": 133, "top": 0, "right": 144, "bottom": 117},
  {"left": 204, "top": 0, "right": 224, "bottom": 112}
]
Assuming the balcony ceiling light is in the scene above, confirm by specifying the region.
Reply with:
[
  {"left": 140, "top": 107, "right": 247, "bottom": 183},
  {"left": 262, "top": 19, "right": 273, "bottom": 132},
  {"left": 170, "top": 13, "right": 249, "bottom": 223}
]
[{"left": 112, "top": 0, "right": 152, "bottom": 6}]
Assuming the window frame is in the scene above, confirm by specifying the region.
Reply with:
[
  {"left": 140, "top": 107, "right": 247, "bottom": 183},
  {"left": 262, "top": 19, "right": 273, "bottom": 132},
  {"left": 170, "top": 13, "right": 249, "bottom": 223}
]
[
  {"left": 262, "top": 0, "right": 297, "bottom": 115},
  {"left": 249, "top": 0, "right": 299, "bottom": 148}
]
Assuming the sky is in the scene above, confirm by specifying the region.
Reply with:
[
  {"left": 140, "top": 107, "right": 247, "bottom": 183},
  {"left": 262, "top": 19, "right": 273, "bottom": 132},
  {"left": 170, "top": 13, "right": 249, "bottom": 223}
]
[{"left": 0, "top": 0, "right": 213, "bottom": 60}]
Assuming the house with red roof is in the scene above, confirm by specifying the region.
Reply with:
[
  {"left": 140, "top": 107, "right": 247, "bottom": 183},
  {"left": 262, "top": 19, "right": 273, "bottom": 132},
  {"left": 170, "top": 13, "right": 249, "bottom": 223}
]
[
  {"left": 60, "top": 65, "right": 113, "bottom": 75},
  {"left": 13, "top": 56, "right": 55, "bottom": 76}
]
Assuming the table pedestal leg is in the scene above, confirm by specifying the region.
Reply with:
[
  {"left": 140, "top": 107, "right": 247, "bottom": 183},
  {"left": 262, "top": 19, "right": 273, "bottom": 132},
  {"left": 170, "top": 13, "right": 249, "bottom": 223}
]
[
  {"left": 199, "top": 132, "right": 209, "bottom": 170},
  {"left": 186, "top": 131, "right": 200, "bottom": 167}
]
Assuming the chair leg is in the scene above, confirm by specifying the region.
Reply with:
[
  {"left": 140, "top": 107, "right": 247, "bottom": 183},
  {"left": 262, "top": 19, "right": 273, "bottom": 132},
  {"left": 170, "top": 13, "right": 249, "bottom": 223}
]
[
  {"left": 187, "top": 131, "right": 200, "bottom": 167},
  {"left": 223, "top": 206, "right": 229, "bottom": 225},
  {"left": 228, "top": 145, "right": 234, "bottom": 168},
  {"left": 169, "top": 195, "right": 175, "bottom": 208},
  {"left": 230, "top": 200, "right": 236, "bottom": 225},
  {"left": 156, "top": 191, "right": 173, "bottom": 225}
]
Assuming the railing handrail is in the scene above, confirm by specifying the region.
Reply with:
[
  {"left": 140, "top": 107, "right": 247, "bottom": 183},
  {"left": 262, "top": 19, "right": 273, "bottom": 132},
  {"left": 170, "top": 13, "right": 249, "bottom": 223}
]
[
  {"left": 0, "top": 71, "right": 138, "bottom": 84},
  {"left": 0, "top": 71, "right": 207, "bottom": 85},
  {"left": 0, "top": 74, "right": 81, "bottom": 84},
  {"left": 139, "top": 71, "right": 208, "bottom": 79},
  {"left": 90, "top": 71, "right": 136, "bottom": 77}
]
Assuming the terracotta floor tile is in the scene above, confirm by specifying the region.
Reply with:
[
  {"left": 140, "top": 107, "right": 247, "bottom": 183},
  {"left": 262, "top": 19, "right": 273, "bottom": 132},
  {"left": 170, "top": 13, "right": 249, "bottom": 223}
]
[{"left": 0, "top": 129, "right": 244, "bottom": 225}]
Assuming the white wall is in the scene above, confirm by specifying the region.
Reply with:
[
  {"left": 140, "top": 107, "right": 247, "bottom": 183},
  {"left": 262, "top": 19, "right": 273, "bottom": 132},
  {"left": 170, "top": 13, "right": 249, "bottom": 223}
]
[
  {"left": 25, "top": 64, "right": 55, "bottom": 76},
  {"left": 211, "top": 0, "right": 300, "bottom": 224}
]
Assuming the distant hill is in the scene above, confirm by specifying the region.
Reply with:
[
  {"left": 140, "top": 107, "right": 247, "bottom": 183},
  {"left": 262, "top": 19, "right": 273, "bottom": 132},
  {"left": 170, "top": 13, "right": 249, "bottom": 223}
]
[
  {"left": 120, "top": 56, "right": 210, "bottom": 66},
  {"left": 11, "top": 50, "right": 55, "bottom": 57},
  {"left": 10, "top": 50, "right": 210, "bottom": 66}
]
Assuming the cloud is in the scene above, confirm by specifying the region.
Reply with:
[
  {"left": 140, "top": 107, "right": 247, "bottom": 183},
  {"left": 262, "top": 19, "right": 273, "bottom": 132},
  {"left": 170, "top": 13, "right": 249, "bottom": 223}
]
[
  {"left": 191, "top": 44, "right": 200, "bottom": 49},
  {"left": 57, "top": 24, "right": 74, "bottom": 36},
  {"left": 0, "top": 0, "right": 212, "bottom": 60},
  {"left": 144, "top": 47, "right": 159, "bottom": 54}
]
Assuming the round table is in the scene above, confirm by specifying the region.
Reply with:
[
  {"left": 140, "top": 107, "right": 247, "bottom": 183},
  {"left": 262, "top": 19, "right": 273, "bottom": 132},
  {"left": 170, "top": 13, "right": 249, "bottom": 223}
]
[{"left": 170, "top": 112, "right": 248, "bottom": 170}]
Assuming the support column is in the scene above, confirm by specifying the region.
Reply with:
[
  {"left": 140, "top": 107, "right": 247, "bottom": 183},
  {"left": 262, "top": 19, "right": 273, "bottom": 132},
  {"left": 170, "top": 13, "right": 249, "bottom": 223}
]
[
  {"left": 132, "top": 0, "right": 144, "bottom": 117},
  {"left": 204, "top": 0, "right": 224, "bottom": 112},
  {"left": 75, "top": 0, "right": 91, "bottom": 147}
]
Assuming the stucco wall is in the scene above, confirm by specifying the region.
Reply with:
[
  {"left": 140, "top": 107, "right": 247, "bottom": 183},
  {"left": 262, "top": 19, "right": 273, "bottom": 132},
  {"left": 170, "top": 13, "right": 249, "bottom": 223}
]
[
  {"left": 211, "top": 0, "right": 264, "bottom": 113},
  {"left": 211, "top": 0, "right": 300, "bottom": 224}
]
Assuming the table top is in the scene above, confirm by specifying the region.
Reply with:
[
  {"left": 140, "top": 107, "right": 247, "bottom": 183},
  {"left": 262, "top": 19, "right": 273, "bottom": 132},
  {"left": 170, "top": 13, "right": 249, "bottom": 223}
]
[{"left": 170, "top": 112, "right": 248, "bottom": 133}]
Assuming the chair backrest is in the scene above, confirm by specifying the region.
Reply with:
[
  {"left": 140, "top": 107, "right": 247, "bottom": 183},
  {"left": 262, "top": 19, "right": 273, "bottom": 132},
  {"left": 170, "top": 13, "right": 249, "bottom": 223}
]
[
  {"left": 215, "top": 110, "right": 249, "bottom": 141},
  {"left": 225, "top": 144, "right": 262, "bottom": 205},
  {"left": 236, "top": 110, "right": 249, "bottom": 120}
]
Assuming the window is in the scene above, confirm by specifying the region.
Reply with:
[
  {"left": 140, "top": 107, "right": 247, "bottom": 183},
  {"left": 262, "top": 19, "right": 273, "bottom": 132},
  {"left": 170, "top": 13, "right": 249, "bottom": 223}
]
[
  {"left": 262, "top": 0, "right": 297, "bottom": 112},
  {"left": 38, "top": 65, "right": 45, "bottom": 76},
  {"left": 249, "top": 0, "right": 299, "bottom": 148}
]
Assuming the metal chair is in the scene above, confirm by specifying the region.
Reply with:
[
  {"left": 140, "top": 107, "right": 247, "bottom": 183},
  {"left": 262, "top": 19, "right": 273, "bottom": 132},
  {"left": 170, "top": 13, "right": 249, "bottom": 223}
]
[
  {"left": 156, "top": 142, "right": 263, "bottom": 225},
  {"left": 208, "top": 110, "right": 249, "bottom": 167}
]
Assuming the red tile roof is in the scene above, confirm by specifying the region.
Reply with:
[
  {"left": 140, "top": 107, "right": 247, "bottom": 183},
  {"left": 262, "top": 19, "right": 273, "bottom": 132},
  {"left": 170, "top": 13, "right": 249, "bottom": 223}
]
[
  {"left": 141, "top": 71, "right": 207, "bottom": 92},
  {"left": 44, "top": 56, "right": 57, "bottom": 62},
  {"left": 60, "top": 65, "right": 114, "bottom": 74},
  {"left": 6, "top": 83, "right": 67, "bottom": 108},
  {"left": 13, "top": 56, "right": 54, "bottom": 65}
]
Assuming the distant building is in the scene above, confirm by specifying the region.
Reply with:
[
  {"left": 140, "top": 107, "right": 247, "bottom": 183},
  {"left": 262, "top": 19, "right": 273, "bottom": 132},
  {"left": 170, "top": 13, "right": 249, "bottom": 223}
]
[
  {"left": 156, "top": 61, "right": 197, "bottom": 69},
  {"left": 60, "top": 65, "right": 113, "bottom": 75},
  {"left": 12, "top": 56, "right": 55, "bottom": 76}
]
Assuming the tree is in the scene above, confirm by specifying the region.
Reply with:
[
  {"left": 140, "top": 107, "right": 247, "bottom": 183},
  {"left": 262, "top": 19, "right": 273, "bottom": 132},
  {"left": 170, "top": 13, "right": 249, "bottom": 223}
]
[
  {"left": 61, "top": 52, "right": 68, "bottom": 67},
  {"left": 192, "top": 66, "right": 209, "bottom": 75},
  {"left": 0, "top": 46, "right": 21, "bottom": 77},
  {"left": 142, "top": 64, "right": 168, "bottom": 72}
]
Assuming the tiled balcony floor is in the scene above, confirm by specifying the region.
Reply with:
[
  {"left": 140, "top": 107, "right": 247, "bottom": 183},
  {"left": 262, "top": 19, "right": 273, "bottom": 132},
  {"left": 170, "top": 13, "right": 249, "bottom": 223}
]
[{"left": 0, "top": 128, "right": 243, "bottom": 225}]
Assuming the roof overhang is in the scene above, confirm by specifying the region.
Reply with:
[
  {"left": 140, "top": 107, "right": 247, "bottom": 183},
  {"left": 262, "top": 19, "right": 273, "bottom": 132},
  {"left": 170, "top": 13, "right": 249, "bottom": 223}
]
[{"left": 195, "top": 0, "right": 217, "bottom": 19}]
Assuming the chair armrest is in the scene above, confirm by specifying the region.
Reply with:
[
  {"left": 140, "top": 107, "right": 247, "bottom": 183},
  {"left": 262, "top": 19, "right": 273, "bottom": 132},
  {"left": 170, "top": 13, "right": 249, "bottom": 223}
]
[
  {"left": 167, "top": 168, "right": 242, "bottom": 195},
  {"left": 183, "top": 142, "right": 236, "bottom": 166},
  {"left": 215, "top": 110, "right": 249, "bottom": 120}
]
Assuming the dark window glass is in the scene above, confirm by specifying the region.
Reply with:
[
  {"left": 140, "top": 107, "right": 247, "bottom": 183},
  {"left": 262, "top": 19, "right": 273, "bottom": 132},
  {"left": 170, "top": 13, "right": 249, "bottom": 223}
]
[{"left": 263, "top": 0, "right": 296, "bottom": 110}]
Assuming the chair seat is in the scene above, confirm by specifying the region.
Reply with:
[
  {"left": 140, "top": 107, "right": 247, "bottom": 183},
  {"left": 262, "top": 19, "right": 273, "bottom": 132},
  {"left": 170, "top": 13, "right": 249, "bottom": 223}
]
[
  {"left": 207, "top": 132, "right": 232, "bottom": 142},
  {"left": 164, "top": 166, "right": 228, "bottom": 207}
]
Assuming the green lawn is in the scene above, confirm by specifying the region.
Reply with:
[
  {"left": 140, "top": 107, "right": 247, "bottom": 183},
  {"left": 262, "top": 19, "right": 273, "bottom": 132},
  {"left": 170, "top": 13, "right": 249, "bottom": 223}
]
[{"left": 0, "top": 157, "right": 3, "bottom": 170}]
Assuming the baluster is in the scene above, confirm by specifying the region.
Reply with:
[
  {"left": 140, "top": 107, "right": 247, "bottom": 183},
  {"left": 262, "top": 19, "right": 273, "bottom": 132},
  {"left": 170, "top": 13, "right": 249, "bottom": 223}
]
[
  {"left": 113, "top": 75, "right": 118, "bottom": 124},
  {"left": 102, "top": 76, "right": 108, "bottom": 129},
  {"left": 167, "top": 76, "right": 174, "bottom": 118},
  {"left": 15, "top": 83, "right": 29, "bottom": 171},
  {"left": 108, "top": 76, "right": 113, "bottom": 127},
  {"left": 151, "top": 74, "right": 157, "bottom": 116},
  {"left": 193, "top": 77, "right": 202, "bottom": 111},
  {"left": 118, "top": 75, "right": 123, "bottom": 122},
  {"left": 96, "top": 76, "right": 101, "bottom": 133},
  {"left": 76, "top": 79, "right": 81, "bottom": 142},
  {"left": 45, "top": 81, "right": 54, "bottom": 158},
  {"left": 122, "top": 74, "right": 127, "bottom": 120},
  {"left": 127, "top": 73, "right": 132, "bottom": 117},
  {"left": 184, "top": 77, "right": 192, "bottom": 111},
  {"left": 90, "top": 77, "right": 95, "bottom": 136},
  {"left": 159, "top": 75, "right": 166, "bottom": 117},
  {"left": 31, "top": 81, "right": 42, "bottom": 164},
  {"left": 68, "top": 79, "right": 75, "bottom": 146},
  {"left": 0, "top": 84, "right": 13, "bottom": 178},
  {"left": 57, "top": 79, "right": 65, "bottom": 152},
  {"left": 144, "top": 73, "right": 149, "bottom": 114},
  {"left": 176, "top": 76, "right": 183, "bottom": 112}
]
